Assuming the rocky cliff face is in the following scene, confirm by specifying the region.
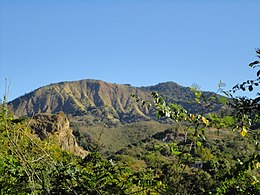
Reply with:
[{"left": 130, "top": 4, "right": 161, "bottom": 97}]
[
  {"left": 29, "top": 112, "right": 88, "bottom": 158},
  {"left": 9, "top": 80, "right": 221, "bottom": 123},
  {"left": 10, "top": 79, "right": 152, "bottom": 124}
]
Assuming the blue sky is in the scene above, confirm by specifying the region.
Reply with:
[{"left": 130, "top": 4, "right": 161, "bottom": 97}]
[{"left": 1, "top": 0, "right": 260, "bottom": 101}]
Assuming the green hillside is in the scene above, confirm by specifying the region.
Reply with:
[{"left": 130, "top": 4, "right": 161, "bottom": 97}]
[
  {"left": 5, "top": 55, "right": 260, "bottom": 193},
  {"left": 8, "top": 80, "right": 224, "bottom": 155}
]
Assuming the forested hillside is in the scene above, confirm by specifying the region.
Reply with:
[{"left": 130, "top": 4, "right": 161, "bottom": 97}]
[
  {"left": 8, "top": 80, "right": 223, "bottom": 154},
  {"left": 0, "top": 50, "right": 259, "bottom": 194}
]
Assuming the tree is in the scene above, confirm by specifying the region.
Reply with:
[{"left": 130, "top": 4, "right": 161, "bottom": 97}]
[{"left": 130, "top": 49, "right": 260, "bottom": 194}]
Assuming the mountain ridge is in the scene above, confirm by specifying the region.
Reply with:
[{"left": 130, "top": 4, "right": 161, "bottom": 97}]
[
  {"left": 9, "top": 79, "right": 152, "bottom": 123},
  {"left": 8, "top": 79, "right": 223, "bottom": 153},
  {"left": 9, "top": 79, "right": 221, "bottom": 122}
]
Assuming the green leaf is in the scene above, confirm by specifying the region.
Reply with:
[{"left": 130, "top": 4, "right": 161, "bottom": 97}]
[
  {"left": 218, "top": 96, "right": 228, "bottom": 105},
  {"left": 249, "top": 60, "right": 260, "bottom": 68},
  {"left": 249, "top": 85, "right": 253, "bottom": 92},
  {"left": 196, "top": 141, "right": 202, "bottom": 148}
]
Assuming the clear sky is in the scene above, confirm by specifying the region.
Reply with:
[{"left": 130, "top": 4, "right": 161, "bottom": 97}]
[{"left": 1, "top": 0, "right": 260, "bottom": 101}]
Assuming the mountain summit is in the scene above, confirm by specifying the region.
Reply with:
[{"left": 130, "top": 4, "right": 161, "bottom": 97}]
[
  {"left": 9, "top": 79, "right": 220, "bottom": 124},
  {"left": 8, "top": 79, "right": 222, "bottom": 153},
  {"left": 9, "top": 79, "right": 154, "bottom": 124}
]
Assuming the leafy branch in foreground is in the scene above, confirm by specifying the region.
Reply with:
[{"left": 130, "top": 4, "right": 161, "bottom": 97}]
[
  {"left": 132, "top": 91, "right": 217, "bottom": 194},
  {"left": 131, "top": 49, "right": 260, "bottom": 193},
  {"left": 232, "top": 48, "right": 260, "bottom": 93},
  {"left": 218, "top": 49, "right": 260, "bottom": 136},
  {"left": 1, "top": 97, "right": 166, "bottom": 194}
]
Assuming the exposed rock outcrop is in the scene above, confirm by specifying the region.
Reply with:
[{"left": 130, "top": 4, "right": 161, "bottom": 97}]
[{"left": 29, "top": 112, "right": 88, "bottom": 158}]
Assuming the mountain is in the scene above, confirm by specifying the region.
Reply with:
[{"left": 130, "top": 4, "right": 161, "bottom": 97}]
[
  {"left": 142, "top": 81, "right": 222, "bottom": 114},
  {"left": 9, "top": 80, "right": 220, "bottom": 120},
  {"left": 9, "top": 79, "right": 152, "bottom": 124},
  {"left": 8, "top": 79, "right": 222, "bottom": 154}
]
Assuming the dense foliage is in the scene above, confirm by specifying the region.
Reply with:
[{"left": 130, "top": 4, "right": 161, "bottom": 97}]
[{"left": 0, "top": 49, "right": 259, "bottom": 194}]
